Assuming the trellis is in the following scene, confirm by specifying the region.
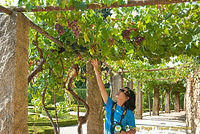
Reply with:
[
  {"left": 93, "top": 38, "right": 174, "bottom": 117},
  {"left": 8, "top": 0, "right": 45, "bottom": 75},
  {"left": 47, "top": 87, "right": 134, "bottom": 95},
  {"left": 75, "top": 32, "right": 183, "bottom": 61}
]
[
  {"left": 8, "top": 0, "right": 200, "bottom": 12},
  {"left": 0, "top": 0, "right": 195, "bottom": 81},
  {"left": 1, "top": 0, "right": 199, "bottom": 53}
]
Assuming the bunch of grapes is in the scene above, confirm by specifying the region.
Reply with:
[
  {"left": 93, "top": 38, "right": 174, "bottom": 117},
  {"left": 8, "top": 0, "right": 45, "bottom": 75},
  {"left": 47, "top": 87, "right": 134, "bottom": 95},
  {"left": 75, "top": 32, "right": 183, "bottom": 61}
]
[
  {"left": 129, "top": 28, "right": 137, "bottom": 32},
  {"left": 55, "top": 23, "right": 65, "bottom": 36},
  {"left": 67, "top": 20, "right": 80, "bottom": 38},
  {"left": 108, "top": 37, "right": 114, "bottom": 47},
  {"left": 121, "top": 30, "right": 131, "bottom": 41},
  {"left": 134, "top": 36, "right": 145, "bottom": 46}
]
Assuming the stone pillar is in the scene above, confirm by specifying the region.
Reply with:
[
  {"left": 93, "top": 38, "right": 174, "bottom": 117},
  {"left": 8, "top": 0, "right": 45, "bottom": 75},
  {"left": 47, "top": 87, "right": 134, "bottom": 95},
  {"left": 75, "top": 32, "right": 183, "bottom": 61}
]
[
  {"left": 185, "top": 76, "right": 193, "bottom": 128},
  {"left": 153, "top": 88, "right": 159, "bottom": 116},
  {"left": 0, "top": 13, "right": 29, "bottom": 134},
  {"left": 184, "top": 91, "right": 186, "bottom": 111},
  {"left": 174, "top": 92, "right": 180, "bottom": 112},
  {"left": 86, "top": 61, "right": 104, "bottom": 134},
  {"left": 126, "top": 80, "right": 133, "bottom": 90},
  {"left": 148, "top": 92, "right": 152, "bottom": 116},
  {"left": 165, "top": 90, "right": 170, "bottom": 113},
  {"left": 135, "top": 81, "right": 142, "bottom": 119},
  {"left": 186, "top": 71, "right": 200, "bottom": 133},
  {"left": 109, "top": 72, "right": 113, "bottom": 97},
  {"left": 110, "top": 74, "right": 123, "bottom": 101}
]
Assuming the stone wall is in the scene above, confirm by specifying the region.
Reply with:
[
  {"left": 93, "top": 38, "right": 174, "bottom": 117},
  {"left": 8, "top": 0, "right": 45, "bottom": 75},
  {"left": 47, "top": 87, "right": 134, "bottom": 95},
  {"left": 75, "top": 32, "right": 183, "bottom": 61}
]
[
  {"left": 0, "top": 13, "right": 29, "bottom": 134},
  {"left": 186, "top": 72, "right": 200, "bottom": 134}
]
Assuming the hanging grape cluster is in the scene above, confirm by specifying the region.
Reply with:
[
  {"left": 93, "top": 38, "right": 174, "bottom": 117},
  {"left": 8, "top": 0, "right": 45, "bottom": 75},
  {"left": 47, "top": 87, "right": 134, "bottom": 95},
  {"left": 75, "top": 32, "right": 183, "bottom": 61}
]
[
  {"left": 55, "top": 23, "right": 65, "bottom": 36},
  {"left": 121, "top": 30, "right": 131, "bottom": 41},
  {"left": 134, "top": 36, "right": 145, "bottom": 47},
  {"left": 53, "top": 23, "right": 89, "bottom": 56},
  {"left": 121, "top": 28, "right": 144, "bottom": 47},
  {"left": 67, "top": 20, "right": 81, "bottom": 38}
]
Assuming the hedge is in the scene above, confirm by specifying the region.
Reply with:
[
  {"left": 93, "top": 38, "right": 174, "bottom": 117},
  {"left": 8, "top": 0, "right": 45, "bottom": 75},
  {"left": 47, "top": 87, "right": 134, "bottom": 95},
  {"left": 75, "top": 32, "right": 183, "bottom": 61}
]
[
  {"left": 28, "top": 112, "right": 78, "bottom": 134},
  {"left": 28, "top": 118, "right": 78, "bottom": 127},
  {"left": 28, "top": 126, "right": 54, "bottom": 134}
]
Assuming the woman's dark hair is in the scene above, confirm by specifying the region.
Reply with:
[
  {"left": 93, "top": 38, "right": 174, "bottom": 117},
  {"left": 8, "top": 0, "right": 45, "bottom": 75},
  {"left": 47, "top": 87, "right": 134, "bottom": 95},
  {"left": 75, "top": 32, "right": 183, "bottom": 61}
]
[{"left": 123, "top": 87, "right": 136, "bottom": 111}]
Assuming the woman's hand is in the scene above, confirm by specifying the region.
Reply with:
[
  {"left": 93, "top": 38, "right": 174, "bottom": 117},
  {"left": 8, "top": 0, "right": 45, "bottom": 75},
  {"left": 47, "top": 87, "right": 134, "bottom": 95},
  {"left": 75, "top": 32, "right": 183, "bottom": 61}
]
[{"left": 91, "top": 59, "right": 98, "bottom": 71}]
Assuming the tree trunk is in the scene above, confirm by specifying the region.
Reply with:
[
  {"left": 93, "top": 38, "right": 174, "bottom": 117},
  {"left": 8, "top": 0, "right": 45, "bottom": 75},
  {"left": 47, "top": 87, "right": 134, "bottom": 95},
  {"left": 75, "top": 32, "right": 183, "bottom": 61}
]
[
  {"left": 110, "top": 73, "right": 123, "bottom": 101},
  {"left": 86, "top": 61, "right": 104, "bottom": 134},
  {"left": 135, "top": 81, "right": 143, "bottom": 119},
  {"left": 160, "top": 95, "right": 164, "bottom": 113},
  {"left": 148, "top": 92, "right": 151, "bottom": 116},
  {"left": 165, "top": 90, "right": 170, "bottom": 113},
  {"left": 153, "top": 88, "right": 159, "bottom": 116},
  {"left": 174, "top": 92, "right": 180, "bottom": 112},
  {"left": 126, "top": 80, "right": 133, "bottom": 90}
]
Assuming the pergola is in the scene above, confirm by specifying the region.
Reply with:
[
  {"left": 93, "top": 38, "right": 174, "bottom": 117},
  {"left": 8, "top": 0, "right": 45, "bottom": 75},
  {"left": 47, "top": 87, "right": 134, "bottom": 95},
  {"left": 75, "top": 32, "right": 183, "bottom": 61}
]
[{"left": 0, "top": 0, "right": 199, "bottom": 133}]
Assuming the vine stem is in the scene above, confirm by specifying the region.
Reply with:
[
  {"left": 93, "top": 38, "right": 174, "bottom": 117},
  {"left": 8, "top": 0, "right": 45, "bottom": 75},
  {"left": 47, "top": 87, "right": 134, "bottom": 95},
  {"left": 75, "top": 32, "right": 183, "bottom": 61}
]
[
  {"left": 0, "top": 5, "right": 12, "bottom": 15},
  {"left": 28, "top": 32, "right": 45, "bottom": 83},
  {"left": 54, "top": 91, "right": 60, "bottom": 134},
  {"left": 64, "top": 65, "right": 89, "bottom": 134},
  {"left": 0, "top": 7, "right": 64, "bottom": 48},
  {"left": 42, "top": 84, "right": 59, "bottom": 134}
]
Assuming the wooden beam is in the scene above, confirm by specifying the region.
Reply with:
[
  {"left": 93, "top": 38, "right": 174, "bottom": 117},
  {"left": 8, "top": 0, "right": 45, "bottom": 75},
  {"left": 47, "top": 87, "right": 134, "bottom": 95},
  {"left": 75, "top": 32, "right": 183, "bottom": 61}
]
[
  {"left": 0, "top": 5, "right": 64, "bottom": 48},
  {"left": 120, "top": 66, "right": 189, "bottom": 73},
  {"left": 13, "top": 0, "right": 200, "bottom": 12},
  {"left": 0, "top": 5, "right": 64, "bottom": 47},
  {"left": 145, "top": 78, "right": 181, "bottom": 81},
  {"left": 23, "top": 16, "right": 64, "bottom": 48},
  {"left": 0, "top": 5, "right": 13, "bottom": 15}
]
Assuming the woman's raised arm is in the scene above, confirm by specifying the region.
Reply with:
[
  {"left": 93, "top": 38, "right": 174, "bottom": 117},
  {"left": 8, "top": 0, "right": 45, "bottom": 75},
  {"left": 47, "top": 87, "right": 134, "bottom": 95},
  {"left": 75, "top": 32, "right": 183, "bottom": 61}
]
[{"left": 91, "top": 59, "right": 109, "bottom": 104}]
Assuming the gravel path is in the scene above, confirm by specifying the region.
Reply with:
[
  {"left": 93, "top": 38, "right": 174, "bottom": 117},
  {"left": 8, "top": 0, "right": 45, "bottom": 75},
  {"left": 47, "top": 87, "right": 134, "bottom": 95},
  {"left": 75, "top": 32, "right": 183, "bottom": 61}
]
[{"left": 60, "top": 111, "right": 191, "bottom": 134}]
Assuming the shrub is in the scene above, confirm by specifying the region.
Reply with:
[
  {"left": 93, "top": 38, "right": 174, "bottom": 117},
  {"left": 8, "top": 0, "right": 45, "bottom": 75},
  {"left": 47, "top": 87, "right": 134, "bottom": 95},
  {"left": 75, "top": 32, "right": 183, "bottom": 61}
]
[{"left": 28, "top": 126, "right": 54, "bottom": 134}]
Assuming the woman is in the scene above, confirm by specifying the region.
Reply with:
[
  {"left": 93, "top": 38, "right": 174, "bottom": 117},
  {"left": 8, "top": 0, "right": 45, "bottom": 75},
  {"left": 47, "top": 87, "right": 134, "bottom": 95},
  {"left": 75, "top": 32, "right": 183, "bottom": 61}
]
[{"left": 91, "top": 59, "right": 136, "bottom": 134}]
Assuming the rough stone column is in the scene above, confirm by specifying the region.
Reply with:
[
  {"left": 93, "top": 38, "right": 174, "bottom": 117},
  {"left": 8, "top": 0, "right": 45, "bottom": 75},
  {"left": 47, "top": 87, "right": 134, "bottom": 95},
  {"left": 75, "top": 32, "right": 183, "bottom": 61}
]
[
  {"left": 165, "top": 90, "right": 170, "bottom": 113},
  {"left": 174, "top": 92, "right": 180, "bottom": 112},
  {"left": 185, "top": 75, "right": 193, "bottom": 129},
  {"left": 135, "top": 81, "right": 142, "bottom": 119},
  {"left": 110, "top": 73, "right": 123, "bottom": 101},
  {"left": 185, "top": 71, "right": 200, "bottom": 134},
  {"left": 0, "top": 13, "right": 29, "bottom": 134},
  {"left": 109, "top": 72, "right": 113, "bottom": 97},
  {"left": 126, "top": 80, "right": 133, "bottom": 90},
  {"left": 184, "top": 91, "right": 186, "bottom": 111},
  {"left": 153, "top": 88, "right": 159, "bottom": 116},
  {"left": 86, "top": 61, "right": 104, "bottom": 134}
]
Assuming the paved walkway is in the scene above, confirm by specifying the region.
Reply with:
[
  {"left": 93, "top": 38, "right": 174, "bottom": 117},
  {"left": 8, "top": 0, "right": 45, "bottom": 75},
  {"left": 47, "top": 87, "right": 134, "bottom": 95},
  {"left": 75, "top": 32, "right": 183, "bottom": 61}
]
[{"left": 60, "top": 111, "right": 191, "bottom": 134}]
